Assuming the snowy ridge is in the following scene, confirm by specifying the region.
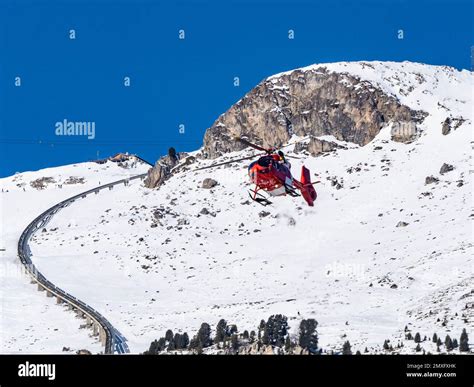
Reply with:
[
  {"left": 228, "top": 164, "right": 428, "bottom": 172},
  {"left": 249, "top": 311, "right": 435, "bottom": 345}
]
[{"left": 268, "top": 61, "right": 472, "bottom": 119}]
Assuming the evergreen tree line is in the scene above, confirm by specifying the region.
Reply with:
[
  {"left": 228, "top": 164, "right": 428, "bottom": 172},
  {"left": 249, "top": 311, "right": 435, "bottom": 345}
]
[
  {"left": 144, "top": 315, "right": 320, "bottom": 354},
  {"left": 402, "top": 327, "right": 470, "bottom": 353},
  {"left": 145, "top": 321, "right": 470, "bottom": 355}
]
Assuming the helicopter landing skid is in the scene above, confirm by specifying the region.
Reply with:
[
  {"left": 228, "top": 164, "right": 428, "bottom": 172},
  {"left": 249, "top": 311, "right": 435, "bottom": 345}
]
[
  {"left": 284, "top": 184, "right": 300, "bottom": 197},
  {"left": 249, "top": 189, "right": 272, "bottom": 206}
]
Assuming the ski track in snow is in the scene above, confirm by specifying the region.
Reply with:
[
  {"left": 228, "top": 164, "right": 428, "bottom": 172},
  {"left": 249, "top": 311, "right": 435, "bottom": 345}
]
[{"left": 1, "top": 61, "right": 473, "bottom": 354}]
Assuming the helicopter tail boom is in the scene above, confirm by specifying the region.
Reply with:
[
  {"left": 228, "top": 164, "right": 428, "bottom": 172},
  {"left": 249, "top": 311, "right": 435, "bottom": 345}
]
[{"left": 296, "top": 166, "right": 317, "bottom": 206}]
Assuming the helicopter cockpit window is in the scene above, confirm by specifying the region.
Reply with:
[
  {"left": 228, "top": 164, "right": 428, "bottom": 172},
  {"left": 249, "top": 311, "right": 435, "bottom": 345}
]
[{"left": 257, "top": 156, "right": 272, "bottom": 167}]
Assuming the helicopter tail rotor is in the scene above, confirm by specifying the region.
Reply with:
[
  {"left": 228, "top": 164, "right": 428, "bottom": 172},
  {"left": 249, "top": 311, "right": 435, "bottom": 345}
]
[{"left": 298, "top": 166, "right": 318, "bottom": 206}]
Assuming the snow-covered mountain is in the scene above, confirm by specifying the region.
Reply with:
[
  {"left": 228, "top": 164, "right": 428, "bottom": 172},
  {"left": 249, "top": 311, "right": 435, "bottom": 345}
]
[{"left": 1, "top": 61, "right": 472, "bottom": 354}]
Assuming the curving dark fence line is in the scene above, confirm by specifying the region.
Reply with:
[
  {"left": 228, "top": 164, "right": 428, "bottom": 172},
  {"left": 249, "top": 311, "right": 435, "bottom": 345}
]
[{"left": 17, "top": 160, "right": 152, "bottom": 354}]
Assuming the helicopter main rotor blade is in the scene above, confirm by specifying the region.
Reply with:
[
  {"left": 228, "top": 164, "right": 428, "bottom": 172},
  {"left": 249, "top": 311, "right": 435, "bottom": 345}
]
[
  {"left": 194, "top": 154, "right": 261, "bottom": 171},
  {"left": 234, "top": 135, "right": 311, "bottom": 155},
  {"left": 233, "top": 136, "right": 272, "bottom": 153}
]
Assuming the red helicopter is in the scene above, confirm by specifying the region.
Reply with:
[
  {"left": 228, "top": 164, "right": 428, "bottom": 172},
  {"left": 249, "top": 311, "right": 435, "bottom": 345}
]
[{"left": 197, "top": 136, "right": 318, "bottom": 206}]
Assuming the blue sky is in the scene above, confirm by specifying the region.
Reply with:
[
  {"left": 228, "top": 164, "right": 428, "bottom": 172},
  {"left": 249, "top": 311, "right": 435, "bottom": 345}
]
[{"left": 0, "top": 0, "right": 472, "bottom": 176}]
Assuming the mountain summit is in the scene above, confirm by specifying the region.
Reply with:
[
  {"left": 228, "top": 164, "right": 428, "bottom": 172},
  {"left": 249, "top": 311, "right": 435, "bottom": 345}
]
[
  {"left": 203, "top": 61, "right": 470, "bottom": 157},
  {"left": 1, "top": 61, "right": 472, "bottom": 354}
]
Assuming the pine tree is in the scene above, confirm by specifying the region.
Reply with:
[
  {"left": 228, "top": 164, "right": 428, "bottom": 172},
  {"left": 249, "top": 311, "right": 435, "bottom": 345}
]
[
  {"left": 146, "top": 337, "right": 166, "bottom": 353},
  {"left": 249, "top": 330, "right": 256, "bottom": 343},
  {"left": 173, "top": 333, "right": 185, "bottom": 350},
  {"left": 414, "top": 332, "right": 421, "bottom": 343},
  {"left": 262, "top": 315, "right": 289, "bottom": 347},
  {"left": 406, "top": 332, "right": 413, "bottom": 340},
  {"left": 276, "top": 315, "right": 289, "bottom": 347},
  {"left": 182, "top": 332, "right": 190, "bottom": 349},
  {"left": 415, "top": 343, "right": 421, "bottom": 352},
  {"left": 231, "top": 334, "right": 239, "bottom": 351},
  {"left": 452, "top": 338, "right": 458, "bottom": 349},
  {"left": 262, "top": 318, "right": 273, "bottom": 345},
  {"left": 189, "top": 336, "right": 199, "bottom": 350},
  {"left": 197, "top": 322, "right": 212, "bottom": 348},
  {"left": 259, "top": 324, "right": 273, "bottom": 345},
  {"left": 383, "top": 340, "right": 390, "bottom": 350},
  {"left": 437, "top": 337, "right": 442, "bottom": 346},
  {"left": 460, "top": 328, "right": 469, "bottom": 352},
  {"left": 165, "top": 329, "right": 174, "bottom": 342},
  {"left": 342, "top": 341, "right": 352, "bottom": 355},
  {"left": 159, "top": 337, "right": 166, "bottom": 351},
  {"left": 243, "top": 330, "right": 249, "bottom": 340},
  {"left": 228, "top": 324, "right": 238, "bottom": 336},
  {"left": 147, "top": 340, "right": 159, "bottom": 355},
  {"left": 285, "top": 335, "right": 292, "bottom": 353},
  {"left": 432, "top": 333, "right": 438, "bottom": 343},
  {"left": 168, "top": 336, "right": 176, "bottom": 351},
  {"left": 445, "top": 335, "right": 453, "bottom": 351},
  {"left": 215, "top": 319, "right": 227, "bottom": 343},
  {"left": 298, "top": 319, "right": 318, "bottom": 353},
  {"left": 262, "top": 315, "right": 275, "bottom": 345}
]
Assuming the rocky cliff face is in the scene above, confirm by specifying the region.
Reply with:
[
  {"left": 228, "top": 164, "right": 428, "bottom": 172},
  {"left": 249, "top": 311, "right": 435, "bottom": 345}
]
[
  {"left": 144, "top": 153, "right": 195, "bottom": 189},
  {"left": 202, "top": 63, "right": 426, "bottom": 158}
]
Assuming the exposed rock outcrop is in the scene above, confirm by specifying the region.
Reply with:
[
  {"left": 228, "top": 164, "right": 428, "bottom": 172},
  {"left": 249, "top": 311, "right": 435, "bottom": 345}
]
[
  {"left": 442, "top": 117, "right": 466, "bottom": 135},
  {"left": 64, "top": 176, "right": 85, "bottom": 185},
  {"left": 110, "top": 153, "right": 134, "bottom": 163},
  {"left": 396, "top": 221, "right": 409, "bottom": 228},
  {"left": 144, "top": 162, "right": 169, "bottom": 189},
  {"left": 201, "top": 178, "right": 218, "bottom": 189},
  {"left": 76, "top": 349, "right": 92, "bottom": 355},
  {"left": 440, "top": 163, "right": 454, "bottom": 175},
  {"left": 144, "top": 153, "right": 188, "bottom": 189},
  {"left": 30, "top": 177, "right": 56, "bottom": 190},
  {"left": 425, "top": 176, "right": 439, "bottom": 185},
  {"left": 235, "top": 343, "right": 310, "bottom": 355},
  {"left": 390, "top": 121, "right": 419, "bottom": 143},
  {"left": 202, "top": 65, "right": 424, "bottom": 158},
  {"left": 294, "top": 137, "right": 344, "bottom": 156}
]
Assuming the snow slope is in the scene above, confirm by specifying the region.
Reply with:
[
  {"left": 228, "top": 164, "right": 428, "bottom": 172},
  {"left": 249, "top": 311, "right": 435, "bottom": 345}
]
[
  {"left": 0, "top": 159, "right": 149, "bottom": 353},
  {"left": 2, "top": 61, "right": 472, "bottom": 354}
]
